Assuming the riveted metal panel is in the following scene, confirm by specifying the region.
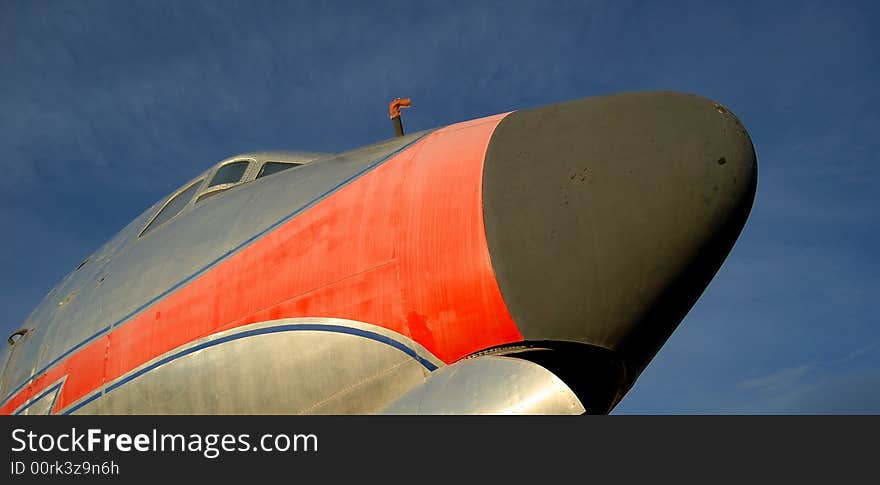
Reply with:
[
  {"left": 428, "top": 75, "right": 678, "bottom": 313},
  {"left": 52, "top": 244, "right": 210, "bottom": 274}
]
[
  {"left": 67, "top": 318, "right": 439, "bottom": 414},
  {"left": 380, "top": 355, "right": 585, "bottom": 415},
  {"left": 1, "top": 132, "right": 427, "bottom": 404}
]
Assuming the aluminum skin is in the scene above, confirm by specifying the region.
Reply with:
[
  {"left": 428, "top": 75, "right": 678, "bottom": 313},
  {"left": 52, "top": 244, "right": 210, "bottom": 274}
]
[{"left": 1, "top": 91, "right": 756, "bottom": 415}]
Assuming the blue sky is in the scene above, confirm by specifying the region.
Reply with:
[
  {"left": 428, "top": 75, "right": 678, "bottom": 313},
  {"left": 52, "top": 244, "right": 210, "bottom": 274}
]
[{"left": 1, "top": 0, "right": 878, "bottom": 413}]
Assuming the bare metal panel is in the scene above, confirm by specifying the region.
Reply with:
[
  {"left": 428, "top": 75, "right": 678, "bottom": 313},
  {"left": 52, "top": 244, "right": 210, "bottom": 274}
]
[
  {"left": 1, "top": 203, "right": 160, "bottom": 398},
  {"left": 0, "top": 344, "right": 10, "bottom": 392},
  {"left": 1, "top": 133, "right": 427, "bottom": 405},
  {"left": 16, "top": 392, "right": 56, "bottom": 416},
  {"left": 67, "top": 318, "right": 440, "bottom": 415},
  {"left": 13, "top": 378, "right": 64, "bottom": 415},
  {"left": 379, "top": 355, "right": 585, "bottom": 415}
]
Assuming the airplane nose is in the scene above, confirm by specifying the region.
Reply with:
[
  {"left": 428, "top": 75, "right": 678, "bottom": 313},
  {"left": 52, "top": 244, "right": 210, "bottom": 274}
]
[{"left": 482, "top": 91, "right": 757, "bottom": 369}]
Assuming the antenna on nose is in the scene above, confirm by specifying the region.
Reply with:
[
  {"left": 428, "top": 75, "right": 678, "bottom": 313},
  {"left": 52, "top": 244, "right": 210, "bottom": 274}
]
[{"left": 389, "top": 98, "right": 412, "bottom": 137}]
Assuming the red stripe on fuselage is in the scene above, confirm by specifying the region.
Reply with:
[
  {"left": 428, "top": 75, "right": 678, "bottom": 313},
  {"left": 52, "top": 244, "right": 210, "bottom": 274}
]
[{"left": 1, "top": 113, "right": 522, "bottom": 415}]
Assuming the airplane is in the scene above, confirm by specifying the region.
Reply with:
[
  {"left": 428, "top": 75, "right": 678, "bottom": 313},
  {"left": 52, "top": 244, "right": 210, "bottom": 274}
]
[{"left": 0, "top": 91, "right": 757, "bottom": 415}]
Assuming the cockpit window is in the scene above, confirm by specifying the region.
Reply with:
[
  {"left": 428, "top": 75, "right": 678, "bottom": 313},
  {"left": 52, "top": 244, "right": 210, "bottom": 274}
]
[
  {"left": 256, "top": 161, "right": 303, "bottom": 179},
  {"left": 140, "top": 179, "right": 203, "bottom": 237},
  {"left": 208, "top": 161, "right": 249, "bottom": 187}
]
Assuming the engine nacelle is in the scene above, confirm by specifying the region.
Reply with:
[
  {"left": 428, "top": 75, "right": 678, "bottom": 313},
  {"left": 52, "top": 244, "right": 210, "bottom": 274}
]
[{"left": 380, "top": 354, "right": 585, "bottom": 414}]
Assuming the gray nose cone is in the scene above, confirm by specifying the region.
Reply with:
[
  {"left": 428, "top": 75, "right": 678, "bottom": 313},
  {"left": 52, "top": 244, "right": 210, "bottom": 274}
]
[{"left": 482, "top": 91, "right": 757, "bottom": 369}]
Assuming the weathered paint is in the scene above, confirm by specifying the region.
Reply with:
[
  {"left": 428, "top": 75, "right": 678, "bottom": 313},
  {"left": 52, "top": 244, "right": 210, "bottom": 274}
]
[
  {"left": 1, "top": 91, "right": 759, "bottom": 415},
  {"left": 1, "top": 113, "right": 521, "bottom": 414}
]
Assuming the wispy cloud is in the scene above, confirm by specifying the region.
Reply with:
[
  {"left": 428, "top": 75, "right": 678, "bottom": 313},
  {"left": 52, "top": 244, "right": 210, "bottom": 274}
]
[
  {"left": 842, "top": 342, "right": 880, "bottom": 363},
  {"left": 738, "top": 365, "right": 813, "bottom": 391}
]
